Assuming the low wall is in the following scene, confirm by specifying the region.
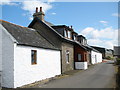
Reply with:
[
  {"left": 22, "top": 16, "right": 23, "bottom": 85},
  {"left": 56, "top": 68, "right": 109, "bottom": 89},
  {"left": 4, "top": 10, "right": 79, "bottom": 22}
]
[{"left": 75, "top": 62, "right": 88, "bottom": 70}]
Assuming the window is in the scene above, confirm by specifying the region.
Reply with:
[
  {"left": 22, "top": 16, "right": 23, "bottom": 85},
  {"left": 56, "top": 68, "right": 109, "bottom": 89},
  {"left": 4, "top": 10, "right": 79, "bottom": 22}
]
[
  {"left": 66, "top": 50, "right": 69, "bottom": 63},
  {"left": 78, "top": 54, "right": 81, "bottom": 61},
  {"left": 84, "top": 54, "right": 87, "bottom": 60},
  {"left": 84, "top": 40, "right": 87, "bottom": 45},
  {"left": 73, "top": 35, "right": 76, "bottom": 40},
  {"left": 31, "top": 50, "right": 37, "bottom": 65},
  {"left": 64, "top": 30, "right": 67, "bottom": 37},
  {"left": 95, "top": 55, "right": 97, "bottom": 63},
  {"left": 68, "top": 31, "right": 71, "bottom": 38},
  {"left": 83, "top": 39, "right": 84, "bottom": 45}
]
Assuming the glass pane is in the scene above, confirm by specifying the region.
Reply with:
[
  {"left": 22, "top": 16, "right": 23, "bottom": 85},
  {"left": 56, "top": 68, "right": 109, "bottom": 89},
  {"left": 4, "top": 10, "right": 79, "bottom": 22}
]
[
  {"left": 64, "top": 30, "right": 67, "bottom": 37},
  {"left": 78, "top": 54, "right": 81, "bottom": 61},
  {"left": 31, "top": 50, "right": 37, "bottom": 64},
  {"left": 68, "top": 31, "right": 71, "bottom": 38},
  {"left": 66, "top": 54, "right": 69, "bottom": 63}
]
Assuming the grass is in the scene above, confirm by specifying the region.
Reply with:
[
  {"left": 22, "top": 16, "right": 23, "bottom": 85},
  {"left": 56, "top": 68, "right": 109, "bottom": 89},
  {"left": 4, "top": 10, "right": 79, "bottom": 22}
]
[
  {"left": 115, "top": 58, "right": 120, "bottom": 88},
  {"left": 116, "top": 66, "right": 120, "bottom": 88},
  {"left": 105, "top": 56, "right": 114, "bottom": 60}
]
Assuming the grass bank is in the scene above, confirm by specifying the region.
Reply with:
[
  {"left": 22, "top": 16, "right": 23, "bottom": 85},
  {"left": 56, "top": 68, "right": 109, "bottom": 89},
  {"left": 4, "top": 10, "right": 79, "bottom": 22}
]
[{"left": 116, "top": 66, "right": 120, "bottom": 88}]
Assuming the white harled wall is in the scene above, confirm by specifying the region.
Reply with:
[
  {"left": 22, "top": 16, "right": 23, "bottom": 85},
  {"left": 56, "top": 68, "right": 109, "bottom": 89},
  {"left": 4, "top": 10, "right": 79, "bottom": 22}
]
[
  {"left": 1, "top": 24, "right": 15, "bottom": 88},
  {"left": 0, "top": 25, "right": 2, "bottom": 72},
  {"left": 14, "top": 45, "right": 61, "bottom": 88},
  {"left": 91, "top": 51, "right": 102, "bottom": 64}
]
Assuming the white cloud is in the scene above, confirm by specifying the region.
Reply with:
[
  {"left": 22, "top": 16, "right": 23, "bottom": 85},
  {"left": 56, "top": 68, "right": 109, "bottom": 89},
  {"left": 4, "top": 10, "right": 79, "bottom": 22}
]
[
  {"left": 21, "top": 0, "right": 52, "bottom": 15},
  {"left": 21, "top": 0, "right": 53, "bottom": 20},
  {"left": 1, "top": 0, "right": 54, "bottom": 20},
  {"left": 51, "top": 12, "right": 56, "bottom": 15},
  {"left": 79, "top": 27, "right": 118, "bottom": 49},
  {"left": 99, "top": 21, "right": 108, "bottom": 26},
  {"left": 99, "top": 21, "right": 108, "bottom": 24},
  {"left": 48, "top": 0, "right": 56, "bottom": 2},
  {"left": 112, "top": 13, "right": 120, "bottom": 17},
  {"left": 0, "top": 0, "right": 18, "bottom": 5}
]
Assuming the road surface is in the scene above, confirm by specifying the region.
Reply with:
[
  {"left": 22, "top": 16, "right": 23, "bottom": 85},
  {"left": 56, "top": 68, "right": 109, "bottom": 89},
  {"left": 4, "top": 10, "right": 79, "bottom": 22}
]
[{"left": 38, "top": 60, "right": 116, "bottom": 88}]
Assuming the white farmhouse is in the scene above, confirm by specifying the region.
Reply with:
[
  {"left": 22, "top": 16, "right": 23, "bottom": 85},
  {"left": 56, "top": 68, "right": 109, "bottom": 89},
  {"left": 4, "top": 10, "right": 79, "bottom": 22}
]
[{"left": 0, "top": 20, "right": 61, "bottom": 88}]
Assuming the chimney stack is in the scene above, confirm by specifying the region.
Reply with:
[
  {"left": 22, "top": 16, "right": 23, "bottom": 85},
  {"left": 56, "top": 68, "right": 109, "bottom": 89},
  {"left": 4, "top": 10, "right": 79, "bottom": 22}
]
[
  {"left": 36, "top": 7, "right": 38, "bottom": 13},
  {"left": 71, "top": 25, "right": 73, "bottom": 29},
  {"left": 40, "top": 7, "right": 42, "bottom": 12},
  {"left": 33, "top": 7, "right": 45, "bottom": 21}
]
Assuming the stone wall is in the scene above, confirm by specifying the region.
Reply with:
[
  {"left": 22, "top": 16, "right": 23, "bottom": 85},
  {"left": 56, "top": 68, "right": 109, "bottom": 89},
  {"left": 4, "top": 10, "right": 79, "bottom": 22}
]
[{"left": 61, "top": 42, "right": 74, "bottom": 73}]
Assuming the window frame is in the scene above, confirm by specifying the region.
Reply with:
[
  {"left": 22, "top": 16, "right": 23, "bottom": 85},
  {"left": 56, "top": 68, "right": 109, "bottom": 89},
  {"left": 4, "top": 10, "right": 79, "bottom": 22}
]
[
  {"left": 31, "top": 50, "right": 37, "bottom": 65},
  {"left": 64, "top": 29, "right": 68, "bottom": 38},
  {"left": 67, "top": 30, "right": 71, "bottom": 39},
  {"left": 66, "top": 50, "right": 70, "bottom": 63},
  {"left": 73, "top": 35, "right": 76, "bottom": 40},
  {"left": 78, "top": 54, "right": 82, "bottom": 61}
]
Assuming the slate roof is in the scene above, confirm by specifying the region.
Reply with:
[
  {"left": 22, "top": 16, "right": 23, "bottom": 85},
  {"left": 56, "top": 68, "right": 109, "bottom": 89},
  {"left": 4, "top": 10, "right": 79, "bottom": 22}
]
[
  {"left": 114, "top": 46, "right": 120, "bottom": 55},
  {"left": 29, "top": 17, "right": 76, "bottom": 44},
  {"left": 85, "top": 45, "right": 101, "bottom": 53},
  {"left": 29, "top": 18, "right": 102, "bottom": 52},
  {"left": 77, "top": 35, "right": 86, "bottom": 39},
  {"left": 45, "top": 21, "right": 54, "bottom": 26},
  {"left": 52, "top": 25, "right": 74, "bottom": 32},
  {"left": 29, "top": 17, "right": 89, "bottom": 51},
  {"left": 74, "top": 41, "right": 88, "bottom": 50},
  {"left": 1, "top": 20, "right": 60, "bottom": 50},
  {"left": 91, "top": 46, "right": 105, "bottom": 50}
]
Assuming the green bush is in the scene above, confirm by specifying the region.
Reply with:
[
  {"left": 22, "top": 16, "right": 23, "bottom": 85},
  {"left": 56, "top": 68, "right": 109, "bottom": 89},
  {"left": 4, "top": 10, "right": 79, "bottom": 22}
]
[
  {"left": 117, "top": 58, "right": 120, "bottom": 60},
  {"left": 116, "top": 58, "right": 120, "bottom": 65},
  {"left": 106, "top": 56, "right": 114, "bottom": 60}
]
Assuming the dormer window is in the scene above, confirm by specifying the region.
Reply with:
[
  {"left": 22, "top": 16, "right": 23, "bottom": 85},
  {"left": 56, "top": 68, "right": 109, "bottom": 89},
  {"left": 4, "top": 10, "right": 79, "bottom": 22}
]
[
  {"left": 83, "top": 39, "right": 87, "bottom": 45},
  {"left": 64, "top": 30, "right": 67, "bottom": 37},
  {"left": 83, "top": 39, "right": 84, "bottom": 45},
  {"left": 73, "top": 35, "right": 76, "bottom": 40},
  {"left": 68, "top": 31, "right": 71, "bottom": 38}
]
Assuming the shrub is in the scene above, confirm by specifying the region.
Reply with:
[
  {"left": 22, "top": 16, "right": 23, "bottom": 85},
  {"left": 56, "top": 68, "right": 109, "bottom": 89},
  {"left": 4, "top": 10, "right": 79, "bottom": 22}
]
[
  {"left": 116, "top": 58, "right": 120, "bottom": 65},
  {"left": 117, "top": 58, "right": 120, "bottom": 61},
  {"left": 106, "top": 56, "right": 114, "bottom": 60}
]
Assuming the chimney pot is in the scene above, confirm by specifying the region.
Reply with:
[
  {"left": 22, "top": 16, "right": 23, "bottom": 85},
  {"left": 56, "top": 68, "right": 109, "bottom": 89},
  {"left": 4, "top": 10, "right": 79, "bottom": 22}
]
[
  {"left": 71, "top": 25, "right": 73, "bottom": 29},
  {"left": 36, "top": 7, "right": 38, "bottom": 13},
  {"left": 40, "top": 7, "right": 42, "bottom": 12}
]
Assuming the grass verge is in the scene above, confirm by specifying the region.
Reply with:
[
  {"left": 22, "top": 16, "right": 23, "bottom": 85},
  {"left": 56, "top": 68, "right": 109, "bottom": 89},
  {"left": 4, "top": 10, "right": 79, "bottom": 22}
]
[{"left": 116, "top": 65, "right": 120, "bottom": 88}]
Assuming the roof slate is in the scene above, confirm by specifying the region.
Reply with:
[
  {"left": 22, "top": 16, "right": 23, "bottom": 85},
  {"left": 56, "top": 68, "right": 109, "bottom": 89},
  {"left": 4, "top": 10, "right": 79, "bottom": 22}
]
[{"left": 1, "top": 20, "right": 60, "bottom": 50}]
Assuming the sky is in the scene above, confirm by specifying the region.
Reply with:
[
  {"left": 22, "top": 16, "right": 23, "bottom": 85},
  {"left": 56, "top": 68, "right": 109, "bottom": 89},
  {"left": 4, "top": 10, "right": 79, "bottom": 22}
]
[{"left": 0, "top": 0, "right": 119, "bottom": 49}]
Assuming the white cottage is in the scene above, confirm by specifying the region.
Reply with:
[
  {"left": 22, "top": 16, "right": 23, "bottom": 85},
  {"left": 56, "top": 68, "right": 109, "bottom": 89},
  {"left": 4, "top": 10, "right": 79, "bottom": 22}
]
[
  {"left": 86, "top": 45, "right": 102, "bottom": 64},
  {"left": 0, "top": 20, "right": 61, "bottom": 88},
  {"left": 91, "top": 49, "right": 102, "bottom": 64}
]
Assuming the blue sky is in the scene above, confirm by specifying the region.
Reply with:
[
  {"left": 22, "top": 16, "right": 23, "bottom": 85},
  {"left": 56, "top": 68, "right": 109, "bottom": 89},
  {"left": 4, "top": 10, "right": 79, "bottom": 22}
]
[{"left": 1, "top": 1, "right": 119, "bottom": 49}]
